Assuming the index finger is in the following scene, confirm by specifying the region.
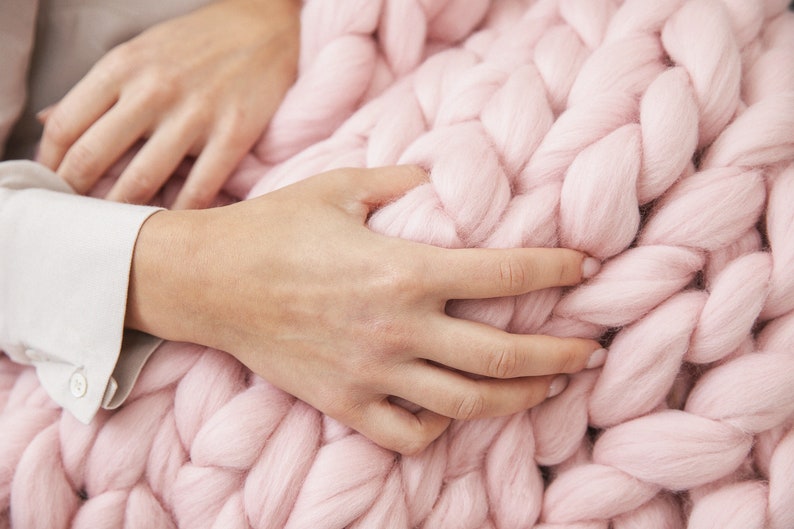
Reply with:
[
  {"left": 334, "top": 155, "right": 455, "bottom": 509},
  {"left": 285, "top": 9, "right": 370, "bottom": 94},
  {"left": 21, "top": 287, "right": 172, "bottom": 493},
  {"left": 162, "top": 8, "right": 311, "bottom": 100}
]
[
  {"left": 37, "top": 61, "right": 121, "bottom": 171},
  {"left": 428, "top": 247, "right": 599, "bottom": 299}
]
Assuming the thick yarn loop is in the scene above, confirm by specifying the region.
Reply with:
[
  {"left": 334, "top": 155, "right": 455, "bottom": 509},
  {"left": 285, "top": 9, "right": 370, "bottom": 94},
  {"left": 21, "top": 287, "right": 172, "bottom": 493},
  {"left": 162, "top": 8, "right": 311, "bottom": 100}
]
[
  {"left": 687, "top": 481, "right": 769, "bottom": 529},
  {"left": 531, "top": 369, "right": 598, "bottom": 466},
  {"left": 249, "top": 0, "right": 491, "bottom": 170},
  {"left": 593, "top": 410, "right": 753, "bottom": 490},
  {"left": 763, "top": 164, "right": 794, "bottom": 319},
  {"left": 588, "top": 291, "right": 705, "bottom": 428},
  {"left": 768, "top": 427, "right": 794, "bottom": 528},
  {"left": 542, "top": 464, "right": 659, "bottom": 523},
  {"left": 662, "top": 0, "right": 742, "bottom": 148},
  {"left": 2, "top": 1, "right": 794, "bottom": 527}
]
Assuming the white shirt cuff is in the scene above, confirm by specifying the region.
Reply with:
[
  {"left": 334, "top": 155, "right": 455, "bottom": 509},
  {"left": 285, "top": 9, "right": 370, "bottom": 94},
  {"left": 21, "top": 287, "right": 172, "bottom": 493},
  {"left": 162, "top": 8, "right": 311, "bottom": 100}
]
[{"left": 0, "top": 160, "right": 163, "bottom": 422}]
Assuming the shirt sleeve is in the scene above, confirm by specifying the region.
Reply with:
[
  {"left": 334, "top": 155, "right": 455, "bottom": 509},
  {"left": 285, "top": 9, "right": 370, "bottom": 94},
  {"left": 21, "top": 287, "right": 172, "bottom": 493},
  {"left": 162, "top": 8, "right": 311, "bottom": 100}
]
[{"left": 0, "top": 160, "right": 163, "bottom": 422}]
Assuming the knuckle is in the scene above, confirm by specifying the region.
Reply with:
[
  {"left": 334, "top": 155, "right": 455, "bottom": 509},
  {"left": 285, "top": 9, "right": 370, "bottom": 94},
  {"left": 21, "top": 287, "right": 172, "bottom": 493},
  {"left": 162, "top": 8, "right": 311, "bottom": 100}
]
[
  {"left": 388, "top": 263, "right": 420, "bottom": 294},
  {"left": 99, "top": 46, "right": 133, "bottom": 80},
  {"left": 221, "top": 104, "right": 248, "bottom": 131},
  {"left": 394, "top": 433, "right": 432, "bottom": 456},
  {"left": 557, "top": 254, "right": 577, "bottom": 284},
  {"left": 340, "top": 346, "right": 382, "bottom": 382},
  {"left": 122, "top": 166, "right": 157, "bottom": 196},
  {"left": 180, "top": 103, "right": 212, "bottom": 128},
  {"left": 62, "top": 142, "right": 99, "bottom": 178},
  {"left": 374, "top": 259, "right": 424, "bottom": 305},
  {"left": 322, "top": 392, "right": 356, "bottom": 419},
  {"left": 558, "top": 345, "right": 583, "bottom": 373},
  {"left": 105, "top": 41, "right": 137, "bottom": 66},
  {"left": 315, "top": 383, "right": 362, "bottom": 421},
  {"left": 218, "top": 121, "right": 252, "bottom": 149},
  {"left": 140, "top": 81, "right": 174, "bottom": 107},
  {"left": 498, "top": 256, "right": 532, "bottom": 292},
  {"left": 452, "top": 391, "right": 485, "bottom": 421},
  {"left": 488, "top": 343, "right": 518, "bottom": 378},
  {"left": 362, "top": 317, "right": 405, "bottom": 350},
  {"left": 179, "top": 185, "right": 215, "bottom": 209},
  {"left": 351, "top": 318, "right": 411, "bottom": 370},
  {"left": 42, "top": 112, "right": 75, "bottom": 148}
]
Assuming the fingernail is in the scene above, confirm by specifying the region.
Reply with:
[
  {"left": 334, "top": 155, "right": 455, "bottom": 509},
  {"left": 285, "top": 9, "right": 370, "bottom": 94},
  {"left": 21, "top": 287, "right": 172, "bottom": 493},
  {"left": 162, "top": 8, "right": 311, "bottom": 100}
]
[
  {"left": 586, "top": 348, "right": 608, "bottom": 369},
  {"left": 547, "top": 375, "right": 569, "bottom": 398},
  {"left": 582, "top": 257, "right": 601, "bottom": 279}
]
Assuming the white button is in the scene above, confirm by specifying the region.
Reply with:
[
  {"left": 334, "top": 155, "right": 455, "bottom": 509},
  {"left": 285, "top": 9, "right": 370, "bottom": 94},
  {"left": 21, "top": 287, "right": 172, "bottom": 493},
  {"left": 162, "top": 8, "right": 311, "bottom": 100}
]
[{"left": 70, "top": 372, "right": 87, "bottom": 398}]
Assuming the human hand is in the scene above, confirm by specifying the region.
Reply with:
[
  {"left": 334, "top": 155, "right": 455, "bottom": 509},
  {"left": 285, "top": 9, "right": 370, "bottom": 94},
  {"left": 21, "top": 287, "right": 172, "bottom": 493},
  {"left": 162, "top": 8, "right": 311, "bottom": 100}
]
[
  {"left": 126, "top": 166, "right": 605, "bottom": 454},
  {"left": 36, "top": 0, "right": 300, "bottom": 209}
]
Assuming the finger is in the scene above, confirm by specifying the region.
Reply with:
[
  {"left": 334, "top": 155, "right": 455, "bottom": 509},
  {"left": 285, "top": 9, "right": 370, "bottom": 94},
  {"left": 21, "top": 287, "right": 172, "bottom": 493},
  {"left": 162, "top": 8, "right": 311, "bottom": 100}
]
[
  {"left": 55, "top": 100, "right": 155, "bottom": 194},
  {"left": 37, "top": 64, "right": 121, "bottom": 170},
  {"left": 388, "top": 362, "right": 561, "bottom": 421},
  {"left": 352, "top": 399, "right": 451, "bottom": 455},
  {"left": 323, "top": 165, "right": 429, "bottom": 218},
  {"left": 428, "top": 247, "right": 598, "bottom": 299},
  {"left": 423, "top": 314, "right": 605, "bottom": 378},
  {"left": 35, "top": 105, "right": 54, "bottom": 124},
  {"left": 106, "top": 119, "right": 201, "bottom": 204},
  {"left": 171, "top": 134, "right": 249, "bottom": 210}
]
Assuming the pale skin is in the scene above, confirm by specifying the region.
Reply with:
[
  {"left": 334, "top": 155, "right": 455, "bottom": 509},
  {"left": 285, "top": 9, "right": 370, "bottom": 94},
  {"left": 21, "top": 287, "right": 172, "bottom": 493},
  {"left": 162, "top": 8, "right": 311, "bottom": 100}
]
[
  {"left": 35, "top": 0, "right": 604, "bottom": 454},
  {"left": 126, "top": 166, "right": 603, "bottom": 454},
  {"left": 37, "top": 0, "right": 300, "bottom": 209}
]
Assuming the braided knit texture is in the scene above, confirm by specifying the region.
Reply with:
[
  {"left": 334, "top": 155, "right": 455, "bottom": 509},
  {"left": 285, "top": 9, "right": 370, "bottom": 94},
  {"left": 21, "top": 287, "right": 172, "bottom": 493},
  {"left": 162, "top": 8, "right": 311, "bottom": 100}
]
[{"left": 3, "top": 0, "right": 794, "bottom": 527}]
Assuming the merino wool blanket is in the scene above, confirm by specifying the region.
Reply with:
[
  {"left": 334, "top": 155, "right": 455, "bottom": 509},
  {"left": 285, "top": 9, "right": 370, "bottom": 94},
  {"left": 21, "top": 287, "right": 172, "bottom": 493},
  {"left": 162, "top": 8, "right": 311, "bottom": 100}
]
[{"left": 3, "top": 0, "right": 794, "bottom": 527}]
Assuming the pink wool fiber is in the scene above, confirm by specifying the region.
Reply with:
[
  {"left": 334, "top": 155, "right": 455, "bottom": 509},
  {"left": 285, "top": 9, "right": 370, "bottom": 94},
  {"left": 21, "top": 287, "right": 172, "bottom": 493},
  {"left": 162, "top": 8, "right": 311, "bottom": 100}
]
[{"left": 3, "top": 0, "right": 794, "bottom": 527}]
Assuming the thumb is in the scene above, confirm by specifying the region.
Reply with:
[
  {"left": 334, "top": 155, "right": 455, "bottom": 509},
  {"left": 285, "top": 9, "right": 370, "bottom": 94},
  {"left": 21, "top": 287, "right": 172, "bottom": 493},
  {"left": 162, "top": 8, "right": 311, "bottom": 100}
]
[{"left": 328, "top": 165, "right": 429, "bottom": 218}]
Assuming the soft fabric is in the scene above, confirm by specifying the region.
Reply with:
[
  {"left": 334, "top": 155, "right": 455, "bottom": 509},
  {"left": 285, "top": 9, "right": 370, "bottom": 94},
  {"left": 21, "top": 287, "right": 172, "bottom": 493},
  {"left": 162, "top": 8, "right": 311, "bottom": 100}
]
[
  {"left": 0, "top": 160, "right": 163, "bottom": 422},
  {"left": 2, "top": 0, "right": 794, "bottom": 528},
  {"left": 0, "top": 0, "right": 209, "bottom": 432}
]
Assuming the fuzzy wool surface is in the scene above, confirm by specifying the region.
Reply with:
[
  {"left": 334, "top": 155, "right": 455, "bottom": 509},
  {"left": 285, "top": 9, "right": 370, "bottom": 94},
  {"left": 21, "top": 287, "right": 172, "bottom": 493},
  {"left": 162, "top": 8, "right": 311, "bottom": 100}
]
[{"left": 3, "top": 0, "right": 794, "bottom": 527}]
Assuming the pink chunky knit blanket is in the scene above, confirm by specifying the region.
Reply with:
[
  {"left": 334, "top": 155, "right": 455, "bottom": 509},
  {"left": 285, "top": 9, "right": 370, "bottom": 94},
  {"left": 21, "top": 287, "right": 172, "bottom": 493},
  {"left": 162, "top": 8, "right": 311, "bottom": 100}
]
[{"left": 3, "top": 0, "right": 794, "bottom": 527}]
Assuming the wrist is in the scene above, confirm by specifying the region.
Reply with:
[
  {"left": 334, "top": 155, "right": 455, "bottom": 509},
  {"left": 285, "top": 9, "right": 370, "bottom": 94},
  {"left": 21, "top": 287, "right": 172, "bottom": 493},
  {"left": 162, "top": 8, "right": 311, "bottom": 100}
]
[{"left": 125, "top": 209, "right": 205, "bottom": 343}]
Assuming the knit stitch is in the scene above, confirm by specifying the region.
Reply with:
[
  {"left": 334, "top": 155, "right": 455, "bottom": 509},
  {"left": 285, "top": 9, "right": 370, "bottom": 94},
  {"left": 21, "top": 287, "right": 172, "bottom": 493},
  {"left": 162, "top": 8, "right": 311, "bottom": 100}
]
[{"left": 2, "top": 0, "right": 794, "bottom": 527}]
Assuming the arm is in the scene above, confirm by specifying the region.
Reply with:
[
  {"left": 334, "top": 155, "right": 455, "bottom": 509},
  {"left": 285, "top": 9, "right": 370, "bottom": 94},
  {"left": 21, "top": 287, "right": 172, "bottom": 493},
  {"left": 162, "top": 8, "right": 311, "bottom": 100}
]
[{"left": 126, "top": 165, "right": 605, "bottom": 454}]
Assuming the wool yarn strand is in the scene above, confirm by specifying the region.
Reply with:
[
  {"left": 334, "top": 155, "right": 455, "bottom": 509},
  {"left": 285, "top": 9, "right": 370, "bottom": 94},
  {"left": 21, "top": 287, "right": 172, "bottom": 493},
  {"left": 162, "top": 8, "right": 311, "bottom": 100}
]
[{"left": 2, "top": 0, "right": 794, "bottom": 527}]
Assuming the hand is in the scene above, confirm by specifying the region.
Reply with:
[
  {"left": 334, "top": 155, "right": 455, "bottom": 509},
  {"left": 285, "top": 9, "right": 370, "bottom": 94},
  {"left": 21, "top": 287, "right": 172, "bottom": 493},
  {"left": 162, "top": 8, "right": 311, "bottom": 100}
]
[
  {"left": 37, "top": 0, "right": 300, "bottom": 209},
  {"left": 126, "top": 166, "right": 604, "bottom": 454}
]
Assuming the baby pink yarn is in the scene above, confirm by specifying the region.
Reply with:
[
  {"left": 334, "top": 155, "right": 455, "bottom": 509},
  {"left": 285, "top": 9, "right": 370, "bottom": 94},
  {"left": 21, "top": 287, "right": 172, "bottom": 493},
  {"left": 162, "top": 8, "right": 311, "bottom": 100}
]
[{"left": 3, "top": 0, "right": 794, "bottom": 527}]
